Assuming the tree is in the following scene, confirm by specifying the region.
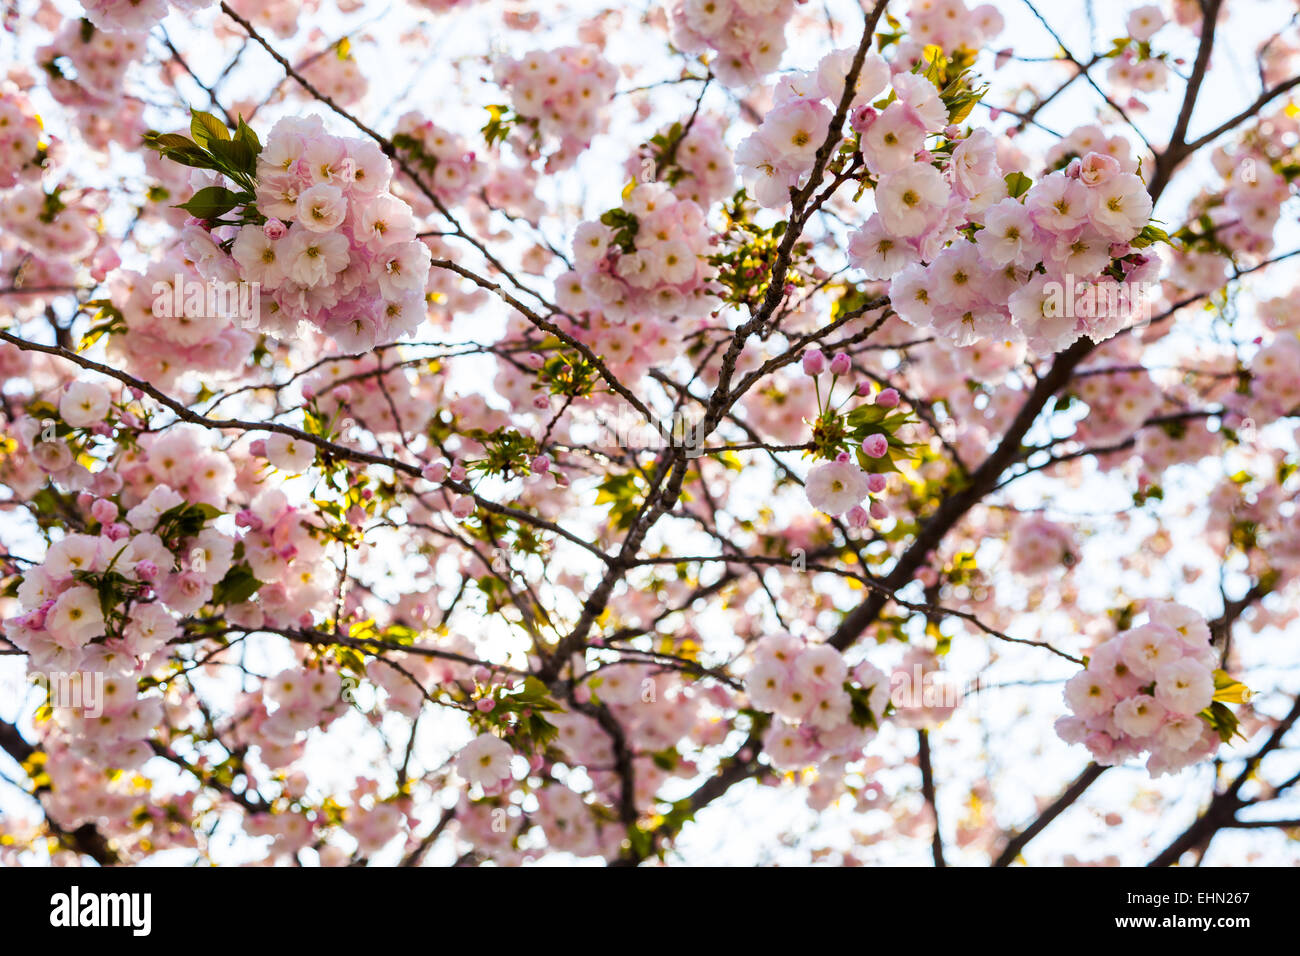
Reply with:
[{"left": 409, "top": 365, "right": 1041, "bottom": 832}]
[{"left": 0, "top": 0, "right": 1298, "bottom": 867}]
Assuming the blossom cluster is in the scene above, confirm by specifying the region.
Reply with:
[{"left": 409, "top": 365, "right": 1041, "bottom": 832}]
[
  {"left": 745, "top": 633, "right": 888, "bottom": 771},
  {"left": 0, "top": 83, "right": 45, "bottom": 188},
  {"left": 1007, "top": 515, "right": 1078, "bottom": 575},
  {"left": 107, "top": 255, "right": 256, "bottom": 389},
  {"left": 231, "top": 487, "right": 332, "bottom": 628},
  {"left": 392, "top": 111, "right": 486, "bottom": 210},
  {"left": 625, "top": 115, "right": 735, "bottom": 207},
  {"left": 1073, "top": 365, "right": 1164, "bottom": 447},
  {"left": 219, "top": 0, "right": 315, "bottom": 40},
  {"left": 36, "top": 19, "right": 146, "bottom": 151},
  {"left": 1056, "top": 602, "right": 1228, "bottom": 776},
  {"left": 557, "top": 183, "right": 720, "bottom": 324},
  {"left": 0, "top": 183, "right": 100, "bottom": 263},
  {"left": 50, "top": 675, "right": 165, "bottom": 771},
  {"left": 881, "top": 142, "right": 1161, "bottom": 353},
  {"left": 737, "top": 47, "right": 891, "bottom": 207},
  {"left": 1106, "top": 5, "right": 1169, "bottom": 94},
  {"left": 492, "top": 46, "right": 617, "bottom": 169},
  {"left": 2, "top": 486, "right": 226, "bottom": 677},
  {"left": 78, "top": 0, "right": 213, "bottom": 34},
  {"left": 893, "top": 1, "right": 1004, "bottom": 63},
  {"left": 260, "top": 666, "right": 349, "bottom": 751},
  {"left": 1201, "top": 147, "right": 1294, "bottom": 259},
  {"left": 666, "top": 0, "right": 795, "bottom": 88},
  {"left": 209, "top": 115, "right": 434, "bottom": 351},
  {"left": 299, "top": 44, "right": 369, "bottom": 107}
]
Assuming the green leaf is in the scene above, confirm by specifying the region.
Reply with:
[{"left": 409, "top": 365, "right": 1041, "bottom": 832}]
[
  {"left": 190, "top": 110, "right": 231, "bottom": 149},
  {"left": 176, "top": 186, "right": 242, "bottom": 220},
  {"left": 1131, "top": 223, "right": 1171, "bottom": 249},
  {"left": 234, "top": 117, "right": 262, "bottom": 155},
  {"left": 145, "top": 131, "right": 199, "bottom": 153},
  {"left": 212, "top": 562, "right": 263, "bottom": 607},
  {"left": 207, "top": 138, "right": 257, "bottom": 179},
  {"left": 155, "top": 501, "right": 223, "bottom": 542},
  {"left": 1004, "top": 171, "right": 1033, "bottom": 199},
  {"left": 1200, "top": 700, "right": 1244, "bottom": 744}
]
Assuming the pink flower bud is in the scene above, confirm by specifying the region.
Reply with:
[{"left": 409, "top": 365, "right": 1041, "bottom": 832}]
[
  {"left": 104, "top": 522, "right": 130, "bottom": 541},
  {"left": 249, "top": 439, "right": 267, "bottom": 457},
  {"left": 802, "top": 348, "right": 826, "bottom": 376},
  {"left": 869, "top": 500, "right": 888, "bottom": 520},
  {"left": 135, "top": 560, "right": 158, "bottom": 581},
  {"left": 829, "top": 352, "right": 851, "bottom": 376},
  {"left": 875, "top": 388, "right": 900, "bottom": 408},
  {"left": 835, "top": 450, "right": 850, "bottom": 463},
  {"left": 333, "top": 385, "right": 353, "bottom": 403},
  {"left": 90, "top": 498, "right": 117, "bottom": 524},
  {"left": 867, "top": 473, "right": 887, "bottom": 494},
  {"left": 422, "top": 461, "right": 448, "bottom": 483},
  {"left": 857, "top": 381, "right": 873, "bottom": 396},
  {"left": 849, "top": 104, "right": 877, "bottom": 134},
  {"left": 531, "top": 454, "right": 551, "bottom": 473},
  {"left": 76, "top": 491, "right": 94, "bottom": 510},
  {"left": 526, "top": 352, "right": 545, "bottom": 370},
  {"left": 847, "top": 504, "right": 871, "bottom": 528},
  {"left": 451, "top": 496, "right": 475, "bottom": 518},
  {"left": 862, "top": 434, "right": 888, "bottom": 458},
  {"left": 472, "top": 666, "right": 490, "bottom": 683},
  {"left": 475, "top": 698, "right": 495, "bottom": 713},
  {"left": 532, "top": 394, "right": 551, "bottom": 410},
  {"left": 263, "top": 218, "right": 287, "bottom": 240},
  {"left": 449, "top": 463, "right": 467, "bottom": 482}
]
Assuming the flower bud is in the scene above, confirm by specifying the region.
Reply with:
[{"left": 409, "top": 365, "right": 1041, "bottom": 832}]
[{"left": 862, "top": 434, "right": 888, "bottom": 458}]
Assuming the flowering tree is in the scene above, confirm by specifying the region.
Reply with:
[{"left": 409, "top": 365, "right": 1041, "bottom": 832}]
[{"left": 2, "top": 0, "right": 1299, "bottom": 867}]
